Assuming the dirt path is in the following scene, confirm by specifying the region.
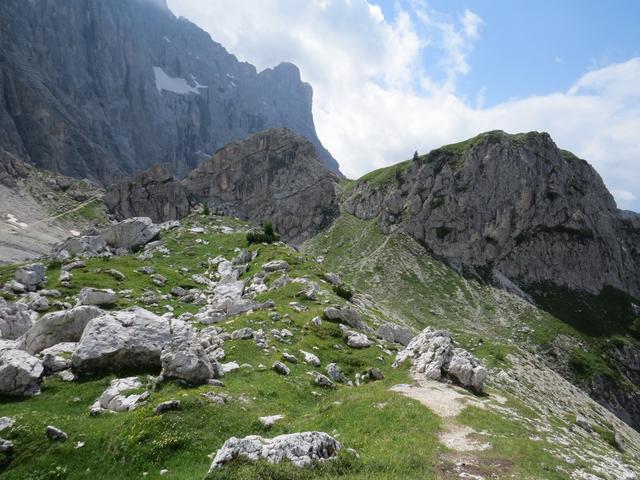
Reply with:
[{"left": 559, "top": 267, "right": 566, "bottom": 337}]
[{"left": 391, "top": 380, "right": 508, "bottom": 479}]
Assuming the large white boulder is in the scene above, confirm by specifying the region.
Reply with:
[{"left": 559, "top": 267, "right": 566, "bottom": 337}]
[
  {"left": 101, "top": 217, "right": 160, "bottom": 250},
  {"left": 20, "top": 306, "right": 102, "bottom": 354},
  {"left": 77, "top": 288, "right": 117, "bottom": 306},
  {"left": 209, "top": 432, "right": 341, "bottom": 471},
  {"left": 0, "top": 349, "right": 43, "bottom": 396},
  {"left": 72, "top": 307, "right": 171, "bottom": 376},
  {"left": 14, "top": 264, "right": 46, "bottom": 292},
  {"left": 393, "top": 327, "right": 487, "bottom": 393}
]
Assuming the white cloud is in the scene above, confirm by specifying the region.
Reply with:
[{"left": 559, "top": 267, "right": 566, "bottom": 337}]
[{"left": 167, "top": 0, "right": 640, "bottom": 211}]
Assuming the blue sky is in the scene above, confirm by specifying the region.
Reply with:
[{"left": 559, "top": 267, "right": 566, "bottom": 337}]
[{"left": 168, "top": 0, "right": 640, "bottom": 210}]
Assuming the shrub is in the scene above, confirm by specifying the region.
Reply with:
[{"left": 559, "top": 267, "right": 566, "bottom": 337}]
[
  {"left": 333, "top": 283, "right": 354, "bottom": 301},
  {"left": 247, "top": 221, "right": 280, "bottom": 245},
  {"left": 202, "top": 203, "right": 210, "bottom": 216}
]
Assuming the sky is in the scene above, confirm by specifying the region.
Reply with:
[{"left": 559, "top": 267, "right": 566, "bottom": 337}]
[{"left": 166, "top": 0, "right": 640, "bottom": 211}]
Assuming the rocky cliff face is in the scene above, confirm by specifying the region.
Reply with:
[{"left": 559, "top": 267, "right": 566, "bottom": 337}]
[
  {"left": 0, "top": 0, "right": 339, "bottom": 185},
  {"left": 105, "top": 128, "right": 340, "bottom": 243},
  {"left": 344, "top": 131, "right": 640, "bottom": 300}
]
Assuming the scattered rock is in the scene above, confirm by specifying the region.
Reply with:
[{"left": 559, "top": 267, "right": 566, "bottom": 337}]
[
  {"left": 46, "top": 426, "right": 68, "bottom": 442},
  {"left": 0, "top": 298, "right": 36, "bottom": 340},
  {"left": 325, "top": 363, "right": 344, "bottom": 383},
  {"left": 101, "top": 217, "right": 160, "bottom": 250},
  {"left": 90, "top": 377, "right": 149, "bottom": 414},
  {"left": 259, "top": 414, "right": 285, "bottom": 428},
  {"left": 300, "top": 350, "right": 321, "bottom": 367},
  {"left": 21, "top": 306, "right": 102, "bottom": 354},
  {"left": 0, "top": 349, "right": 43, "bottom": 396},
  {"left": 272, "top": 361, "right": 290, "bottom": 376},
  {"left": 0, "top": 439, "right": 13, "bottom": 454},
  {"left": 347, "top": 332, "right": 371, "bottom": 349},
  {"left": 283, "top": 353, "right": 298, "bottom": 364},
  {"left": 154, "top": 400, "right": 181, "bottom": 415},
  {"left": 151, "top": 274, "right": 167, "bottom": 287},
  {"left": 40, "top": 342, "right": 77, "bottom": 374},
  {"left": 313, "top": 372, "right": 335, "bottom": 388},
  {"left": 209, "top": 431, "right": 341, "bottom": 470},
  {"left": 377, "top": 323, "right": 413, "bottom": 346},
  {"left": 106, "top": 269, "right": 126, "bottom": 281},
  {"left": 324, "top": 306, "right": 366, "bottom": 330},
  {"left": 323, "top": 272, "right": 341, "bottom": 285},
  {"left": 77, "top": 287, "right": 117, "bottom": 306},
  {"left": 14, "top": 264, "right": 46, "bottom": 292},
  {"left": 72, "top": 307, "right": 171, "bottom": 376},
  {"left": 262, "top": 260, "right": 289, "bottom": 272},
  {"left": 362, "top": 367, "right": 384, "bottom": 382}
]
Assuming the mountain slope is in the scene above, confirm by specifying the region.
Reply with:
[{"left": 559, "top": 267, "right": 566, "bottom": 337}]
[{"left": 0, "top": 0, "right": 339, "bottom": 185}]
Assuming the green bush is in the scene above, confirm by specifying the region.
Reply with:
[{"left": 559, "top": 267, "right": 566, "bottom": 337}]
[
  {"left": 247, "top": 221, "right": 280, "bottom": 245},
  {"left": 202, "top": 203, "right": 210, "bottom": 216},
  {"left": 333, "top": 284, "right": 354, "bottom": 301}
]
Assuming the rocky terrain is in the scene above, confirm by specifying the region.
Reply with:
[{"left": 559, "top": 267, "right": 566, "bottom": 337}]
[
  {"left": 105, "top": 128, "right": 340, "bottom": 243},
  {"left": 0, "top": 212, "right": 639, "bottom": 480},
  {"left": 0, "top": 0, "right": 339, "bottom": 186},
  {"left": 0, "top": 151, "right": 107, "bottom": 264}
]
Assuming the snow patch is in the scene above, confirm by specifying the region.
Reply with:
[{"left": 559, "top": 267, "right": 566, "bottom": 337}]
[
  {"left": 153, "top": 66, "right": 204, "bottom": 95},
  {"left": 70, "top": 230, "right": 80, "bottom": 237},
  {"left": 163, "top": 36, "right": 171, "bottom": 43},
  {"left": 6, "top": 214, "right": 27, "bottom": 229}
]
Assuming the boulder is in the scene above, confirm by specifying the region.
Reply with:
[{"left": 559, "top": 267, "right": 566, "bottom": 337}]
[
  {"left": 72, "top": 308, "right": 171, "bottom": 376},
  {"left": 19, "top": 293, "right": 49, "bottom": 312},
  {"left": 40, "top": 343, "right": 77, "bottom": 374},
  {"left": 0, "top": 298, "right": 36, "bottom": 340},
  {"left": 0, "top": 439, "right": 13, "bottom": 454},
  {"left": 52, "top": 236, "right": 106, "bottom": 261},
  {"left": 46, "top": 426, "right": 67, "bottom": 441},
  {"left": 90, "top": 377, "right": 149, "bottom": 414},
  {"left": 154, "top": 400, "right": 181, "bottom": 415},
  {"left": 377, "top": 323, "right": 413, "bottom": 346},
  {"left": 77, "top": 288, "right": 117, "bottom": 306},
  {"left": 209, "top": 431, "right": 341, "bottom": 470},
  {"left": 101, "top": 217, "right": 160, "bottom": 250},
  {"left": 14, "top": 264, "right": 46, "bottom": 292},
  {"left": 323, "top": 272, "right": 341, "bottom": 285},
  {"left": 313, "top": 372, "right": 335, "bottom": 388},
  {"left": 259, "top": 414, "right": 285, "bottom": 428},
  {"left": 272, "top": 361, "right": 290, "bottom": 376},
  {"left": 347, "top": 332, "right": 371, "bottom": 349},
  {"left": 299, "top": 350, "right": 321, "bottom": 367},
  {"left": 21, "top": 306, "right": 102, "bottom": 354},
  {"left": 362, "top": 367, "right": 384, "bottom": 382},
  {"left": 393, "top": 327, "right": 487, "bottom": 393},
  {"left": 0, "top": 349, "right": 43, "bottom": 396},
  {"left": 324, "top": 307, "right": 366, "bottom": 331},
  {"left": 262, "top": 260, "right": 289, "bottom": 272},
  {"left": 160, "top": 320, "right": 220, "bottom": 386},
  {"left": 325, "top": 363, "right": 345, "bottom": 383}
]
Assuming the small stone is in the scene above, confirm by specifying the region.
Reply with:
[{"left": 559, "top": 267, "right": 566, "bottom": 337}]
[
  {"left": 0, "top": 439, "right": 14, "bottom": 454},
  {"left": 282, "top": 353, "right": 298, "bottom": 364},
  {"left": 299, "top": 350, "right": 321, "bottom": 367},
  {"left": 272, "top": 361, "right": 290, "bottom": 376},
  {"left": 362, "top": 367, "right": 384, "bottom": 382},
  {"left": 313, "top": 372, "right": 335, "bottom": 388},
  {"left": 155, "top": 400, "right": 181, "bottom": 415},
  {"left": 46, "top": 425, "right": 68, "bottom": 441},
  {"left": 259, "top": 414, "right": 285, "bottom": 428}
]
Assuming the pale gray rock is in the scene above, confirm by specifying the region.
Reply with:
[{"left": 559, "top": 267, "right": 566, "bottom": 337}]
[
  {"left": 0, "top": 439, "right": 14, "bottom": 454},
  {"left": 160, "top": 320, "right": 220, "bottom": 386},
  {"left": 362, "top": 367, "right": 384, "bottom": 382},
  {"left": 313, "top": 372, "right": 335, "bottom": 388},
  {"left": 154, "top": 400, "right": 181, "bottom": 415},
  {"left": 0, "top": 417, "right": 15, "bottom": 432},
  {"left": 323, "top": 272, "right": 341, "bottom": 286},
  {"left": 377, "top": 323, "right": 413, "bottom": 346},
  {"left": 0, "top": 349, "right": 43, "bottom": 396},
  {"left": 263, "top": 260, "right": 290, "bottom": 273},
  {"left": 40, "top": 343, "right": 77, "bottom": 374},
  {"left": 21, "top": 306, "right": 102, "bottom": 354},
  {"left": 272, "top": 361, "right": 290, "bottom": 376},
  {"left": 77, "top": 288, "right": 117, "bottom": 307},
  {"left": 346, "top": 332, "right": 371, "bottom": 349},
  {"left": 325, "top": 363, "right": 344, "bottom": 383},
  {"left": 19, "top": 293, "right": 49, "bottom": 312},
  {"left": 259, "top": 414, "right": 285, "bottom": 428},
  {"left": 46, "top": 426, "right": 67, "bottom": 441},
  {"left": 0, "top": 298, "right": 36, "bottom": 340},
  {"left": 283, "top": 353, "right": 298, "bottom": 364},
  {"left": 299, "top": 350, "right": 321, "bottom": 367},
  {"left": 72, "top": 307, "right": 171, "bottom": 376},
  {"left": 14, "top": 264, "right": 46, "bottom": 292},
  {"left": 90, "top": 377, "right": 149, "bottom": 414},
  {"left": 101, "top": 217, "right": 160, "bottom": 251},
  {"left": 209, "top": 431, "right": 341, "bottom": 470},
  {"left": 393, "top": 327, "right": 487, "bottom": 393},
  {"left": 324, "top": 307, "right": 366, "bottom": 331},
  {"left": 52, "top": 236, "right": 106, "bottom": 261}
]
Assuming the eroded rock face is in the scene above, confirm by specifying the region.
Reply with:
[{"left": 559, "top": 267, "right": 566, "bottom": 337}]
[
  {"left": 0, "top": 349, "right": 43, "bottom": 396},
  {"left": 106, "top": 129, "right": 340, "bottom": 243},
  {"left": 0, "top": 0, "right": 338, "bottom": 186},
  {"left": 344, "top": 131, "right": 640, "bottom": 299},
  {"left": 209, "top": 432, "right": 341, "bottom": 471},
  {"left": 72, "top": 307, "right": 171, "bottom": 376},
  {"left": 394, "top": 327, "right": 487, "bottom": 393}
]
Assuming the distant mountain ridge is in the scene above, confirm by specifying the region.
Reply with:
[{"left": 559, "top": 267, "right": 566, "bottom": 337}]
[{"left": 0, "top": 0, "right": 339, "bottom": 185}]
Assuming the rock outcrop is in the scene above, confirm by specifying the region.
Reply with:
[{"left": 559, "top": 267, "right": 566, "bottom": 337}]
[
  {"left": 0, "top": 349, "right": 43, "bottom": 396},
  {"left": 394, "top": 327, "right": 487, "bottom": 393},
  {"left": 106, "top": 129, "right": 340, "bottom": 242},
  {"left": 344, "top": 131, "right": 640, "bottom": 300},
  {"left": 0, "top": 0, "right": 339, "bottom": 186},
  {"left": 209, "top": 432, "right": 341, "bottom": 470}
]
